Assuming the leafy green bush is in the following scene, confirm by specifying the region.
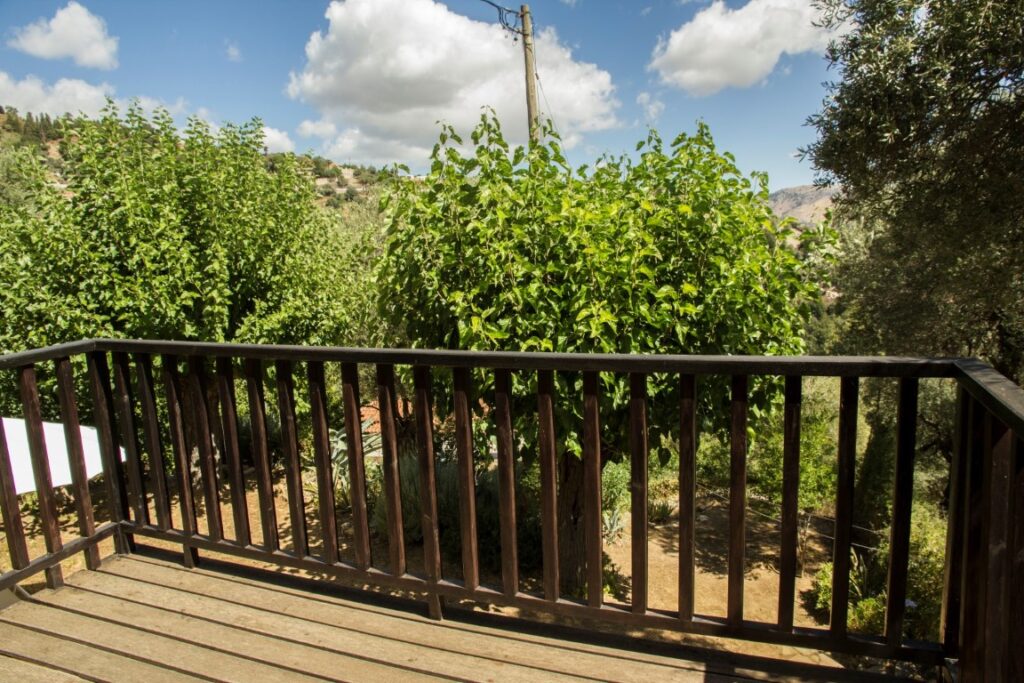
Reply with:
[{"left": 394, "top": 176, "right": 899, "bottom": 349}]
[{"left": 810, "top": 501, "right": 947, "bottom": 640}]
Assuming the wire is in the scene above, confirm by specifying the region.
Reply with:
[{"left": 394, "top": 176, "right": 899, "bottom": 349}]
[
  {"left": 531, "top": 37, "right": 563, "bottom": 142},
  {"left": 475, "top": 0, "right": 524, "bottom": 35}
]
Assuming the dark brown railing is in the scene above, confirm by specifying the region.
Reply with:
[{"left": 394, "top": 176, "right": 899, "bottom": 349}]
[{"left": 0, "top": 340, "right": 1021, "bottom": 679}]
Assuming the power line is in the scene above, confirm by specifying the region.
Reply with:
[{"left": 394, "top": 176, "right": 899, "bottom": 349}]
[
  {"left": 475, "top": 0, "right": 524, "bottom": 35},
  {"left": 530, "top": 36, "right": 562, "bottom": 142}
]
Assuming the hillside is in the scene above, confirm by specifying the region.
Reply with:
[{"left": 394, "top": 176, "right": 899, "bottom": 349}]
[{"left": 768, "top": 184, "right": 836, "bottom": 226}]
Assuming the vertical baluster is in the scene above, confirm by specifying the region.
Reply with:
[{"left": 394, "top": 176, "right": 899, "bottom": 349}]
[
  {"left": 55, "top": 357, "right": 100, "bottom": 569},
  {"left": 727, "top": 375, "right": 748, "bottom": 627},
  {"left": 980, "top": 413, "right": 1014, "bottom": 680},
  {"left": 959, "top": 396, "right": 986, "bottom": 675},
  {"left": 188, "top": 357, "right": 222, "bottom": 542},
  {"left": 495, "top": 368, "right": 519, "bottom": 598},
  {"left": 678, "top": 374, "right": 696, "bottom": 621},
  {"left": 217, "top": 357, "right": 250, "bottom": 547},
  {"left": 307, "top": 361, "right": 338, "bottom": 564},
  {"left": 537, "top": 369, "right": 558, "bottom": 601},
  {"left": 244, "top": 359, "right": 278, "bottom": 552},
  {"left": 885, "top": 377, "right": 918, "bottom": 646},
  {"left": 136, "top": 354, "right": 171, "bottom": 530},
  {"left": 163, "top": 355, "right": 198, "bottom": 567},
  {"left": 275, "top": 359, "right": 308, "bottom": 557},
  {"left": 341, "top": 362, "right": 371, "bottom": 570},
  {"left": 19, "top": 365, "right": 64, "bottom": 588},
  {"left": 376, "top": 364, "right": 405, "bottom": 575},
  {"left": 778, "top": 375, "right": 801, "bottom": 631},
  {"left": 112, "top": 353, "right": 149, "bottom": 525},
  {"left": 414, "top": 366, "right": 443, "bottom": 619},
  {"left": 88, "top": 352, "right": 131, "bottom": 554},
  {"left": 453, "top": 367, "right": 479, "bottom": 591},
  {"left": 1009, "top": 436, "right": 1024, "bottom": 683},
  {"left": 583, "top": 371, "right": 602, "bottom": 608},
  {"left": 0, "top": 417, "right": 30, "bottom": 570},
  {"left": 941, "top": 386, "right": 969, "bottom": 652},
  {"left": 831, "top": 376, "right": 858, "bottom": 636},
  {"left": 629, "top": 372, "right": 648, "bottom": 614}
]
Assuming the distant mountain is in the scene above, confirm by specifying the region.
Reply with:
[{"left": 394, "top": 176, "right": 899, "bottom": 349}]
[{"left": 768, "top": 185, "right": 837, "bottom": 227}]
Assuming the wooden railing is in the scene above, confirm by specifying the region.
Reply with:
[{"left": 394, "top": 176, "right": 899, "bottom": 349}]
[{"left": 0, "top": 340, "right": 1020, "bottom": 679}]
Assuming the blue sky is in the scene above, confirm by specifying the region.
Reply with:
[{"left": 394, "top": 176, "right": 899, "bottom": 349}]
[{"left": 0, "top": 0, "right": 839, "bottom": 190}]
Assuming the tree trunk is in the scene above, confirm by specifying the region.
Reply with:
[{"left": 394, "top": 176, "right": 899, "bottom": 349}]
[{"left": 558, "top": 452, "right": 587, "bottom": 597}]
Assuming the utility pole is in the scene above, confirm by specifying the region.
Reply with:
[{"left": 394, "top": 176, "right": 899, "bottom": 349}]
[{"left": 520, "top": 4, "right": 540, "bottom": 144}]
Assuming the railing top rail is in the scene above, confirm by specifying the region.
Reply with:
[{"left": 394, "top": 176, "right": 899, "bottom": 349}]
[
  {"left": 0, "top": 339, "right": 99, "bottom": 370},
  {"left": 956, "top": 358, "right": 1024, "bottom": 436},
  {"left": 0, "top": 338, "right": 961, "bottom": 377}
]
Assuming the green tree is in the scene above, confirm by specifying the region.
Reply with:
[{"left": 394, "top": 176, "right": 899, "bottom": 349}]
[
  {"left": 807, "top": 0, "right": 1024, "bottom": 381},
  {"left": 0, "top": 101, "right": 360, "bottom": 358},
  {"left": 378, "top": 113, "right": 819, "bottom": 593}
]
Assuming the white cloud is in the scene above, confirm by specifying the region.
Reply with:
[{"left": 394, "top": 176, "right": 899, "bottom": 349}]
[
  {"left": 0, "top": 70, "right": 193, "bottom": 126},
  {"left": 297, "top": 119, "right": 337, "bottom": 139},
  {"left": 636, "top": 92, "right": 664, "bottom": 121},
  {"left": 0, "top": 71, "right": 114, "bottom": 117},
  {"left": 225, "top": 40, "right": 242, "bottom": 63},
  {"left": 263, "top": 126, "right": 295, "bottom": 153},
  {"left": 649, "top": 0, "right": 837, "bottom": 96},
  {"left": 559, "top": 0, "right": 578, "bottom": 6},
  {"left": 287, "top": 0, "right": 619, "bottom": 166},
  {"left": 7, "top": 2, "right": 119, "bottom": 70}
]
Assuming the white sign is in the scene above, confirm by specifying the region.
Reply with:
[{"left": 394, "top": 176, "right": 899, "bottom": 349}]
[{"left": 1, "top": 417, "right": 120, "bottom": 495}]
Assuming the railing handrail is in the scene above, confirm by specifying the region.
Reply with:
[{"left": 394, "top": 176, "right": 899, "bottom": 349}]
[
  {"left": 1, "top": 337, "right": 962, "bottom": 376},
  {"left": 955, "top": 358, "right": 1024, "bottom": 436}
]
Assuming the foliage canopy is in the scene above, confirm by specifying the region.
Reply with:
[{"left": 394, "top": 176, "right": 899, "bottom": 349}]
[
  {"left": 0, "top": 102, "right": 361, "bottom": 355},
  {"left": 807, "top": 0, "right": 1024, "bottom": 380},
  {"left": 379, "top": 113, "right": 820, "bottom": 457}
]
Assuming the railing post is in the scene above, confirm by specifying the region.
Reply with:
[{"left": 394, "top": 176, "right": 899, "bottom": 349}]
[
  {"left": 87, "top": 351, "right": 132, "bottom": 554},
  {"left": 414, "top": 366, "right": 443, "bottom": 619},
  {"left": 274, "top": 359, "right": 307, "bottom": 557},
  {"left": 831, "top": 376, "right": 858, "bottom": 637},
  {"left": 218, "top": 357, "right": 251, "bottom": 547},
  {"left": 941, "top": 386, "right": 969, "bottom": 655},
  {"left": 112, "top": 352, "right": 149, "bottom": 526},
  {"left": 1009, "top": 434, "right": 1023, "bottom": 682},
  {"left": 495, "top": 368, "right": 519, "bottom": 598},
  {"left": 55, "top": 357, "right": 101, "bottom": 570},
  {"left": 136, "top": 354, "right": 172, "bottom": 531},
  {"left": 583, "top": 371, "right": 602, "bottom": 608},
  {"left": 307, "top": 361, "right": 337, "bottom": 563},
  {"left": 778, "top": 375, "right": 802, "bottom": 631},
  {"left": 341, "top": 362, "right": 371, "bottom": 570},
  {"left": 162, "top": 355, "right": 199, "bottom": 567},
  {"left": 0, "top": 414, "right": 30, "bottom": 570},
  {"left": 537, "top": 369, "right": 558, "bottom": 601},
  {"left": 376, "top": 363, "right": 405, "bottom": 576},
  {"left": 728, "top": 374, "right": 748, "bottom": 627},
  {"left": 244, "top": 359, "right": 278, "bottom": 552},
  {"left": 629, "top": 372, "right": 648, "bottom": 615},
  {"left": 885, "top": 377, "right": 918, "bottom": 646},
  {"left": 189, "top": 357, "right": 223, "bottom": 543},
  {"left": 678, "top": 373, "right": 696, "bottom": 622},
  {"left": 19, "top": 365, "right": 64, "bottom": 588}
]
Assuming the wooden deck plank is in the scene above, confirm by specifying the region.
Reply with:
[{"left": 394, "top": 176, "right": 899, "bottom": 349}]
[
  {"left": 0, "top": 594, "right": 327, "bottom": 683},
  {"left": 94, "top": 556, "right": 720, "bottom": 682},
  {"left": 35, "top": 584, "right": 445, "bottom": 683},
  {"left": 0, "top": 652, "right": 86, "bottom": 682},
  {"left": 0, "top": 620, "right": 204, "bottom": 682}
]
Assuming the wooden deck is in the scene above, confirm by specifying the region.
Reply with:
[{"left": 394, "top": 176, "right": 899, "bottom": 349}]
[{"left": 0, "top": 550, "right": 896, "bottom": 682}]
